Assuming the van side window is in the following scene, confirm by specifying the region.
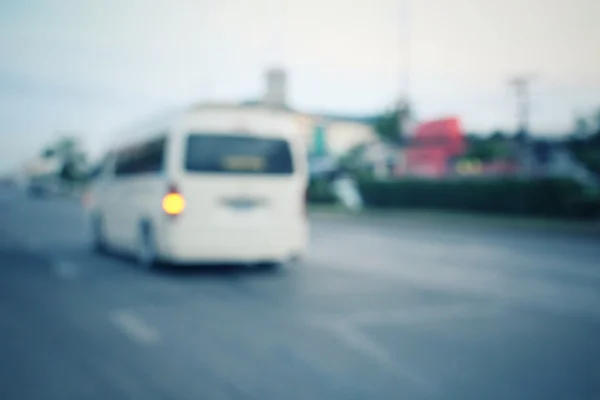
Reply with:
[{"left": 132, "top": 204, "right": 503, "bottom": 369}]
[
  {"left": 115, "top": 137, "right": 166, "bottom": 177},
  {"left": 114, "top": 154, "right": 132, "bottom": 176},
  {"left": 137, "top": 137, "right": 166, "bottom": 173}
]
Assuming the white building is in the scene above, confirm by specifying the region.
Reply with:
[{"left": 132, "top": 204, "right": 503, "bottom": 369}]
[{"left": 239, "top": 68, "right": 379, "bottom": 157}]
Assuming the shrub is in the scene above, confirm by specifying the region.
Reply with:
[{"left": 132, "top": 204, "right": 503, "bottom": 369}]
[
  {"left": 357, "top": 177, "right": 600, "bottom": 220},
  {"left": 307, "top": 178, "right": 337, "bottom": 204}
]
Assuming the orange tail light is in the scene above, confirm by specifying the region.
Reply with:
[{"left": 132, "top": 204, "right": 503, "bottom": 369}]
[{"left": 162, "top": 185, "right": 185, "bottom": 216}]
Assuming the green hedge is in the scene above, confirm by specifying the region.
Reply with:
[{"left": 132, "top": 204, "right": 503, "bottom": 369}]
[
  {"left": 357, "top": 177, "right": 600, "bottom": 220},
  {"left": 307, "top": 178, "right": 337, "bottom": 204}
]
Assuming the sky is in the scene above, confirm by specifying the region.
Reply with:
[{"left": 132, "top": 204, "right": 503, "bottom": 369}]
[{"left": 1, "top": 0, "right": 599, "bottom": 170}]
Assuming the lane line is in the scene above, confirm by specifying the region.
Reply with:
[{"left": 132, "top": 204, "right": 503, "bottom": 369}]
[
  {"left": 342, "top": 304, "right": 504, "bottom": 327},
  {"left": 52, "top": 260, "right": 80, "bottom": 279},
  {"left": 305, "top": 256, "right": 600, "bottom": 320},
  {"left": 110, "top": 309, "right": 160, "bottom": 345},
  {"left": 307, "top": 318, "right": 438, "bottom": 395},
  {"left": 304, "top": 304, "right": 508, "bottom": 394}
]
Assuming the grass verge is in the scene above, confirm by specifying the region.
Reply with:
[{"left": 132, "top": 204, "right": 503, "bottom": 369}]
[{"left": 308, "top": 204, "right": 600, "bottom": 236}]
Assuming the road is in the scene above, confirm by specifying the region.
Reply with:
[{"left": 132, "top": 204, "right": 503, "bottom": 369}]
[{"left": 1, "top": 186, "right": 599, "bottom": 399}]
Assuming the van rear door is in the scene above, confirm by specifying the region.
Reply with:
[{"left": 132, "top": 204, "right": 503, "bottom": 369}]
[{"left": 176, "top": 134, "right": 305, "bottom": 230}]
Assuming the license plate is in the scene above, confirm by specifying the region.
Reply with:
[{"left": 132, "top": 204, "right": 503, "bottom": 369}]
[
  {"left": 231, "top": 202, "right": 255, "bottom": 210},
  {"left": 223, "top": 198, "right": 260, "bottom": 210}
]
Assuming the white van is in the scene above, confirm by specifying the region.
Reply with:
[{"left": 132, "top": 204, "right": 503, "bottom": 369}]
[{"left": 86, "top": 104, "right": 309, "bottom": 268}]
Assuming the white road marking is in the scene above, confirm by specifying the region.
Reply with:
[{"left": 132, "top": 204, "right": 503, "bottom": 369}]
[
  {"left": 308, "top": 318, "right": 438, "bottom": 394},
  {"left": 306, "top": 304, "right": 507, "bottom": 394},
  {"left": 110, "top": 309, "right": 160, "bottom": 345},
  {"left": 53, "top": 260, "right": 80, "bottom": 279},
  {"left": 298, "top": 278, "right": 392, "bottom": 296},
  {"left": 323, "top": 321, "right": 395, "bottom": 366},
  {"left": 342, "top": 304, "right": 503, "bottom": 327}
]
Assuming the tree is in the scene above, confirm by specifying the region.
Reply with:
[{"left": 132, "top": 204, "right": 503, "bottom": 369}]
[
  {"left": 465, "top": 141, "right": 496, "bottom": 162},
  {"left": 54, "top": 136, "right": 78, "bottom": 159},
  {"left": 567, "top": 110, "right": 600, "bottom": 177},
  {"left": 490, "top": 130, "right": 507, "bottom": 141},
  {"left": 373, "top": 103, "right": 412, "bottom": 144},
  {"left": 514, "top": 129, "right": 528, "bottom": 143},
  {"left": 463, "top": 131, "right": 513, "bottom": 162},
  {"left": 41, "top": 134, "right": 88, "bottom": 182},
  {"left": 41, "top": 147, "right": 56, "bottom": 159},
  {"left": 593, "top": 109, "right": 600, "bottom": 135},
  {"left": 59, "top": 160, "right": 78, "bottom": 181},
  {"left": 574, "top": 116, "right": 591, "bottom": 137}
]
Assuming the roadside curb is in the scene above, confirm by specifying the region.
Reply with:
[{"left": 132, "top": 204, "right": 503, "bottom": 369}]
[{"left": 309, "top": 208, "right": 600, "bottom": 237}]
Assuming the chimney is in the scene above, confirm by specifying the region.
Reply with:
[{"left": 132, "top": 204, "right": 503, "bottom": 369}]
[{"left": 263, "top": 68, "right": 287, "bottom": 109}]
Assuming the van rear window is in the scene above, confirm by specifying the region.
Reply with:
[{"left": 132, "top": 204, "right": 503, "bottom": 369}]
[{"left": 185, "top": 134, "right": 294, "bottom": 175}]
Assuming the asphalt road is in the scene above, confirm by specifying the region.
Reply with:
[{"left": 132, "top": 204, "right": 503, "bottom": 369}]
[{"left": 1, "top": 186, "right": 599, "bottom": 400}]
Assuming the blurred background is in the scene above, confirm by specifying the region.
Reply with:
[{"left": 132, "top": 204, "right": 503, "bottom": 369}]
[
  {"left": 2, "top": 0, "right": 599, "bottom": 218},
  {"left": 1, "top": 1, "right": 600, "bottom": 399}
]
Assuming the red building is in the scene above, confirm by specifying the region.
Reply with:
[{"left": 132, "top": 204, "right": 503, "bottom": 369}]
[{"left": 405, "top": 117, "right": 465, "bottom": 177}]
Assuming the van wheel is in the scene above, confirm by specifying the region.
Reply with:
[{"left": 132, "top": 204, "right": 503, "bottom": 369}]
[
  {"left": 91, "top": 215, "right": 107, "bottom": 254},
  {"left": 137, "top": 222, "right": 158, "bottom": 270}
]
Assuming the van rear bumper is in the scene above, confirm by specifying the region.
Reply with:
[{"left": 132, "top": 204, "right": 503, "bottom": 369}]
[{"left": 159, "top": 224, "right": 308, "bottom": 264}]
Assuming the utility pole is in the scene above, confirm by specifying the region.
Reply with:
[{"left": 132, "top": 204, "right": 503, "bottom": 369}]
[
  {"left": 390, "top": 0, "right": 413, "bottom": 178},
  {"left": 399, "top": 0, "right": 412, "bottom": 103},
  {"left": 508, "top": 75, "right": 535, "bottom": 140},
  {"left": 508, "top": 74, "right": 536, "bottom": 176},
  {"left": 397, "top": 0, "right": 412, "bottom": 140}
]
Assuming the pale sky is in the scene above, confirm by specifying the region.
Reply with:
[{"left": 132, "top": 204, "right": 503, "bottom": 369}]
[{"left": 1, "top": 0, "right": 599, "bottom": 170}]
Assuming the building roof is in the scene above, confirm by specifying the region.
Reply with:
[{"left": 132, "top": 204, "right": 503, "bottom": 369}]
[
  {"left": 237, "top": 100, "right": 378, "bottom": 126},
  {"left": 311, "top": 113, "right": 378, "bottom": 125},
  {"left": 240, "top": 99, "right": 294, "bottom": 112}
]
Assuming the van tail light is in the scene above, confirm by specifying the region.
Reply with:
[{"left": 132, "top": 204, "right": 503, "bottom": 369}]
[{"left": 162, "top": 184, "right": 185, "bottom": 216}]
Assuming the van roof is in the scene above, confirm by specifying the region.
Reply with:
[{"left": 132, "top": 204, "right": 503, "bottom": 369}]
[{"left": 109, "top": 103, "right": 300, "bottom": 151}]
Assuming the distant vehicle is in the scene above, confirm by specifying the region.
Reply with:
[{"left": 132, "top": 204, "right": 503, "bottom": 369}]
[
  {"left": 25, "top": 175, "right": 61, "bottom": 198},
  {"left": 26, "top": 182, "right": 49, "bottom": 197},
  {"left": 86, "top": 104, "right": 309, "bottom": 269},
  {"left": 23, "top": 151, "right": 63, "bottom": 198}
]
